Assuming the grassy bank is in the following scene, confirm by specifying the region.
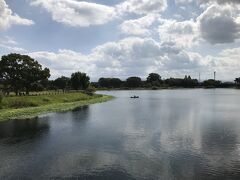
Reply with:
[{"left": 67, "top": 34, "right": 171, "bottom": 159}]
[{"left": 0, "top": 92, "right": 113, "bottom": 122}]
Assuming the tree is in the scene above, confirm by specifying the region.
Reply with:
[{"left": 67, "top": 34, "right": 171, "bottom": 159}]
[
  {"left": 98, "top": 78, "right": 122, "bottom": 88},
  {"left": 0, "top": 78, "right": 3, "bottom": 91},
  {"left": 110, "top": 78, "right": 122, "bottom": 88},
  {"left": 54, "top": 76, "right": 70, "bottom": 92},
  {"left": 30, "top": 82, "right": 44, "bottom": 92},
  {"left": 126, "top": 77, "right": 142, "bottom": 88},
  {"left": 147, "top": 73, "right": 162, "bottom": 86},
  {"left": 183, "top": 75, "right": 198, "bottom": 88},
  {"left": 203, "top": 79, "right": 221, "bottom": 88},
  {"left": 147, "top": 73, "right": 161, "bottom": 83},
  {"left": 235, "top": 78, "right": 240, "bottom": 85},
  {"left": 71, "top": 72, "right": 90, "bottom": 90},
  {"left": 98, "top": 78, "right": 111, "bottom": 88},
  {"left": 164, "top": 76, "right": 198, "bottom": 88},
  {"left": 0, "top": 53, "right": 50, "bottom": 95}
]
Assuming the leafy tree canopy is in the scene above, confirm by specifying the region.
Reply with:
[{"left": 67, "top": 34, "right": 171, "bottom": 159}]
[
  {"left": 0, "top": 53, "right": 50, "bottom": 95},
  {"left": 203, "top": 79, "right": 221, "bottom": 87},
  {"left": 147, "top": 73, "right": 161, "bottom": 83},
  {"left": 98, "top": 78, "right": 122, "bottom": 88},
  {"left": 235, "top": 78, "right": 240, "bottom": 84},
  {"left": 54, "top": 76, "right": 70, "bottom": 91},
  {"left": 71, "top": 72, "right": 90, "bottom": 90},
  {"left": 126, "top": 77, "right": 142, "bottom": 88}
]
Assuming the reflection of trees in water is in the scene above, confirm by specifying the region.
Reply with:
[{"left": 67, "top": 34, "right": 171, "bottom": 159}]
[
  {"left": 72, "top": 106, "right": 89, "bottom": 115},
  {"left": 72, "top": 105, "right": 89, "bottom": 112},
  {"left": 70, "top": 105, "right": 90, "bottom": 123},
  {"left": 0, "top": 117, "right": 50, "bottom": 140},
  {"left": 1, "top": 91, "right": 240, "bottom": 179}
]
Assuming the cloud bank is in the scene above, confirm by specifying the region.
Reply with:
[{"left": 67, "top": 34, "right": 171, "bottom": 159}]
[{"left": 1, "top": 0, "right": 240, "bottom": 81}]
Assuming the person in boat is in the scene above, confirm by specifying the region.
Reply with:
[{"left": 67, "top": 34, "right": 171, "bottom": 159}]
[{"left": 131, "top": 96, "right": 139, "bottom": 98}]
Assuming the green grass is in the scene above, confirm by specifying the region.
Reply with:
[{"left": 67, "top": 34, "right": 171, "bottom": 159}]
[{"left": 0, "top": 92, "right": 113, "bottom": 122}]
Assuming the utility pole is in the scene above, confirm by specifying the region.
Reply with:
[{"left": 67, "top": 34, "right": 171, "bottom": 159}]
[
  {"left": 199, "top": 73, "right": 201, "bottom": 83},
  {"left": 214, "top": 71, "right": 216, "bottom": 81}
]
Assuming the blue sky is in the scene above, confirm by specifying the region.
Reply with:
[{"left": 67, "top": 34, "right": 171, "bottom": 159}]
[{"left": 0, "top": 0, "right": 240, "bottom": 81}]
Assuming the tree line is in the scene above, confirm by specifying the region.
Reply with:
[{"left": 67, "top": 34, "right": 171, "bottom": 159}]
[
  {"left": 95, "top": 75, "right": 199, "bottom": 89},
  {"left": 0, "top": 53, "right": 239, "bottom": 96},
  {"left": 0, "top": 54, "right": 90, "bottom": 95},
  {"left": 94, "top": 74, "right": 235, "bottom": 89}
]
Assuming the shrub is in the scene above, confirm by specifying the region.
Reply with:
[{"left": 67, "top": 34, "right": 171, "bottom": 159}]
[{"left": 84, "top": 86, "right": 96, "bottom": 96}]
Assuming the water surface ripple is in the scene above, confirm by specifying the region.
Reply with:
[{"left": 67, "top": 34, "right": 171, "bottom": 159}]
[{"left": 0, "top": 89, "right": 240, "bottom": 179}]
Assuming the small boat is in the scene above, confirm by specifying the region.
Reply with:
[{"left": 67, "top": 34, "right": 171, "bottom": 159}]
[{"left": 131, "top": 96, "right": 139, "bottom": 99}]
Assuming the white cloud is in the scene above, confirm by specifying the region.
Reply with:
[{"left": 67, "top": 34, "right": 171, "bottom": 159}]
[
  {"left": 158, "top": 18, "right": 198, "bottom": 48},
  {"left": 31, "top": 0, "right": 116, "bottom": 27},
  {"left": 157, "top": 3, "right": 240, "bottom": 47},
  {"left": 0, "top": 0, "right": 34, "bottom": 30},
  {"left": 0, "top": 36, "right": 26, "bottom": 52},
  {"left": 197, "top": 4, "right": 240, "bottom": 44},
  {"left": 175, "top": 0, "right": 193, "bottom": 4},
  {"left": 15, "top": 36, "right": 240, "bottom": 81},
  {"left": 198, "top": 0, "right": 240, "bottom": 5},
  {"left": 117, "top": 0, "right": 167, "bottom": 15},
  {"left": 204, "top": 47, "right": 240, "bottom": 80},
  {"left": 29, "top": 37, "right": 204, "bottom": 80},
  {"left": 120, "top": 14, "right": 158, "bottom": 36},
  {"left": 160, "top": 49, "right": 202, "bottom": 70},
  {"left": 29, "top": 48, "right": 124, "bottom": 79},
  {"left": 3, "top": 0, "right": 239, "bottom": 81},
  {"left": 30, "top": 0, "right": 168, "bottom": 27}
]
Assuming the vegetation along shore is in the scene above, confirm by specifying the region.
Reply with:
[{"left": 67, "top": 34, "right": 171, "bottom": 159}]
[
  {"left": 0, "top": 53, "right": 113, "bottom": 122},
  {"left": 1, "top": 53, "right": 240, "bottom": 121},
  {"left": 0, "top": 92, "right": 113, "bottom": 122}
]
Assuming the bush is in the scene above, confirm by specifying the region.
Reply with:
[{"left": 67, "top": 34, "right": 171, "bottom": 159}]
[{"left": 84, "top": 86, "right": 96, "bottom": 96}]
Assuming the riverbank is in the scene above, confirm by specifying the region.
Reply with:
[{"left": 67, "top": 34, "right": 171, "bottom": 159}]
[
  {"left": 96, "top": 86, "right": 237, "bottom": 91},
  {"left": 0, "top": 92, "right": 113, "bottom": 122}
]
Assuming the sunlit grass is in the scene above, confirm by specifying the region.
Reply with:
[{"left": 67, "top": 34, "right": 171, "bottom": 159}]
[{"left": 0, "top": 92, "right": 113, "bottom": 122}]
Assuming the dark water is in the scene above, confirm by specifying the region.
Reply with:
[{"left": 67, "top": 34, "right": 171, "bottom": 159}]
[{"left": 1, "top": 89, "right": 240, "bottom": 180}]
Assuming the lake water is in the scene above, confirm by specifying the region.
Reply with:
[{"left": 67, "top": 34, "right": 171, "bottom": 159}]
[{"left": 0, "top": 89, "right": 240, "bottom": 179}]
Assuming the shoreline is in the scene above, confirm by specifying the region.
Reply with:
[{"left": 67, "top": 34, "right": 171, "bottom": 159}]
[
  {"left": 0, "top": 95, "right": 113, "bottom": 122},
  {"left": 97, "top": 87, "right": 238, "bottom": 91}
]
